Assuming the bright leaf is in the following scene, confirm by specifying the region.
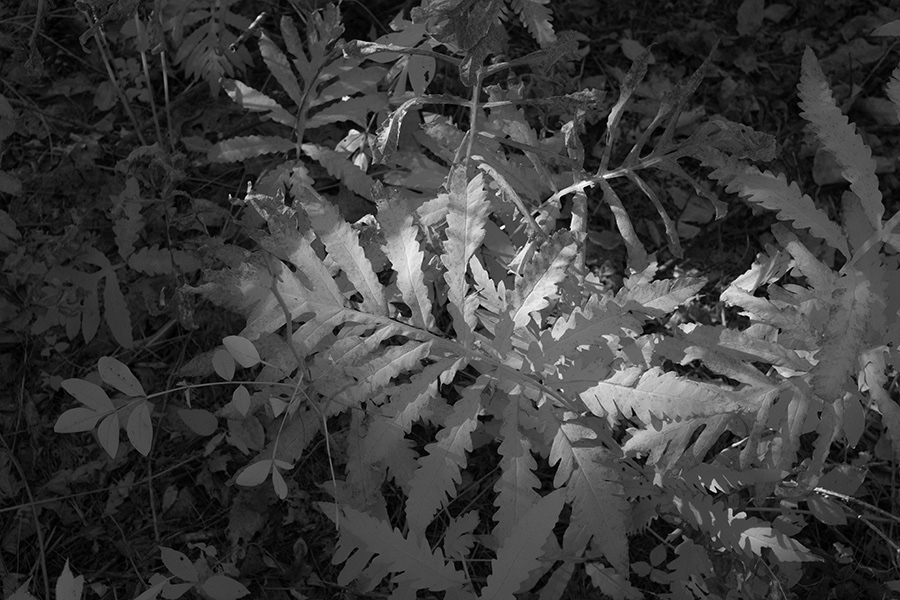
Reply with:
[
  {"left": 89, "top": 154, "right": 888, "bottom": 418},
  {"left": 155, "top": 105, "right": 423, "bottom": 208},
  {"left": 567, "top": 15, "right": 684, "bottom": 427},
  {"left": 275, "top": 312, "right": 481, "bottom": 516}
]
[
  {"left": 178, "top": 408, "right": 218, "bottom": 436},
  {"left": 55, "top": 559, "right": 84, "bottom": 600},
  {"left": 127, "top": 400, "right": 153, "bottom": 456},
  {"left": 200, "top": 575, "right": 249, "bottom": 600},
  {"left": 98, "top": 356, "right": 146, "bottom": 397},
  {"left": 61, "top": 379, "right": 115, "bottom": 412},
  {"left": 160, "top": 547, "right": 199, "bottom": 582},
  {"left": 235, "top": 460, "right": 271, "bottom": 487},
  {"left": 222, "top": 335, "right": 261, "bottom": 368},
  {"left": 98, "top": 412, "right": 120, "bottom": 459},
  {"left": 132, "top": 578, "right": 167, "bottom": 600},
  {"left": 212, "top": 349, "right": 235, "bottom": 381},
  {"left": 231, "top": 385, "right": 251, "bottom": 416},
  {"left": 272, "top": 465, "right": 287, "bottom": 499},
  {"left": 54, "top": 407, "right": 103, "bottom": 433}
]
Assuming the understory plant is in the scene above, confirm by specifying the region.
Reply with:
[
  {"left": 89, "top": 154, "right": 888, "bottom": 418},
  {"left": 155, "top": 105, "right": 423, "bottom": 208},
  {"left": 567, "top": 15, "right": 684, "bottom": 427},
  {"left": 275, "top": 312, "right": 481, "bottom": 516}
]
[{"left": 53, "top": 2, "right": 900, "bottom": 598}]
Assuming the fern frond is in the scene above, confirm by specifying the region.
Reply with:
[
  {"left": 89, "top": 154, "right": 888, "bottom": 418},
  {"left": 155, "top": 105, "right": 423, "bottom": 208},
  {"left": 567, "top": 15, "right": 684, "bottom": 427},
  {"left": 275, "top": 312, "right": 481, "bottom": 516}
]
[
  {"left": 550, "top": 420, "right": 630, "bottom": 577},
  {"left": 441, "top": 168, "right": 491, "bottom": 345},
  {"left": 491, "top": 386, "right": 542, "bottom": 540},
  {"left": 343, "top": 411, "right": 389, "bottom": 519},
  {"left": 540, "top": 296, "right": 640, "bottom": 368},
  {"left": 798, "top": 47, "right": 883, "bottom": 231},
  {"left": 281, "top": 8, "right": 342, "bottom": 82},
  {"left": 377, "top": 196, "right": 436, "bottom": 331},
  {"left": 615, "top": 276, "right": 706, "bottom": 317},
  {"left": 173, "top": 0, "right": 252, "bottom": 96},
  {"left": 885, "top": 62, "right": 900, "bottom": 124},
  {"left": 625, "top": 412, "right": 735, "bottom": 473},
  {"left": 668, "top": 323, "right": 813, "bottom": 373},
  {"left": 706, "top": 160, "right": 849, "bottom": 258},
  {"left": 365, "top": 358, "right": 460, "bottom": 462},
  {"left": 509, "top": 0, "right": 556, "bottom": 47},
  {"left": 580, "top": 367, "right": 750, "bottom": 425},
  {"left": 297, "top": 185, "right": 387, "bottom": 315},
  {"left": 223, "top": 79, "right": 297, "bottom": 129},
  {"left": 258, "top": 30, "right": 304, "bottom": 107},
  {"left": 478, "top": 490, "right": 565, "bottom": 600},
  {"left": 508, "top": 230, "right": 577, "bottom": 329},
  {"left": 678, "top": 464, "right": 787, "bottom": 494},
  {"left": 406, "top": 378, "right": 485, "bottom": 535},
  {"left": 809, "top": 269, "right": 876, "bottom": 399},
  {"left": 301, "top": 143, "right": 377, "bottom": 200},
  {"left": 208, "top": 134, "right": 294, "bottom": 163},
  {"left": 322, "top": 503, "right": 469, "bottom": 593},
  {"left": 443, "top": 511, "right": 479, "bottom": 559},
  {"left": 672, "top": 492, "right": 820, "bottom": 562},
  {"left": 340, "top": 340, "right": 434, "bottom": 407}
]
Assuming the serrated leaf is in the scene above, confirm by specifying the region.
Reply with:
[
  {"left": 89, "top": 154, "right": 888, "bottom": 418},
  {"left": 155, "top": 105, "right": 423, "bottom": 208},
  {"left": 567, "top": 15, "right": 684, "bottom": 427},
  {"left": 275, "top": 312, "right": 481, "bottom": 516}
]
[
  {"left": 810, "top": 270, "right": 873, "bottom": 399},
  {"left": 377, "top": 195, "right": 435, "bottom": 330},
  {"left": 443, "top": 511, "right": 479, "bottom": 559},
  {"left": 55, "top": 407, "right": 103, "bottom": 433},
  {"left": 511, "top": 0, "right": 556, "bottom": 47},
  {"left": 174, "top": 5, "right": 252, "bottom": 97},
  {"left": 740, "top": 526, "right": 820, "bottom": 562},
  {"left": 492, "top": 389, "right": 542, "bottom": 541},
  {"left": 441, "top": 168, "right": 490, "bottom": 345},
  {"left": 222, "top": 335, "right": 260, "bottom": 368},
  {"left": 160, "top": 547, "right": 198, "bottom": 582},
  {"left": 713, "top": 165, "right": 849, "bottom": 257},
  {"left": 372, "top": 96, "right": 424, "bottom": 163},
  {"left": 301, "top": 143, "right": 377, "bottom": 200},
  {"left": 208, "top": 135, "right": 295, "bottom": 163},
  {"left": 799, "top": 48, "right": 883, "bottom": 231},
  {"left": 98, "top": 412, "right": 120, "bottom": 459},
  {"left": 221, "top": 79, "right": 295, "bottom": 126},
  {"left": 298, "top": 187, "right": 387, "bottom": 315},
  {"left": 478, "top": 490, "right": 565, "bottom": 600},
  {"left": 127, "top": 400, "right": 153, "bottom": 456},
  {"left": 406, "top": 379, "right": 484, "bottom": 535},
  {"left": 510, "top": 231, "right": 576, "bottom": 328},
  {"left": 616, "top": 276, "right": 706, "bottom": 316},
  {"left": 98, "top": 356, "right": 145, "bottom": 397},
  {"left": 542, "top": 299, "right": 639, "bottom": 367},
  {"left": 605, "top": 45, "right": 652, "bottom": 154},
  {"left": 326, "top": 503, "right": 467, "bottom": 592},
  {"left": 885, "top": 63, "right": 900, "bottom": 124},
  {"left": 341, "top": 341, "right": 433, "bottom": 406},
  {"left": 258, "top": 31, "right": 304, "bottom": 108},
  {"left": 551, "top": 422, "right": 630, "bottom": 576},
  {"left": 672, "top": 493, "right": 821, "bottom": 563},
  {"left": 61, "top": 379, "right": 115, "bottom": 412}
]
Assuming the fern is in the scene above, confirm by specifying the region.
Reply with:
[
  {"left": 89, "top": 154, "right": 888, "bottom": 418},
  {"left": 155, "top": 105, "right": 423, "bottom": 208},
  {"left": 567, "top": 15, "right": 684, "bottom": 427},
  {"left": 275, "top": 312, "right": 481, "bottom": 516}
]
[
  {"left": 168, "top": 0, "right": 253, "bottom": 96},
  {"left": 798, "top": 48, "right": 884, "bottom": 231},
  {"left": 156, "top": 13, "right": 900, "bottom": 599},
  {"left": 208, "top": 5, "right": 388, "bottom": 203}
]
